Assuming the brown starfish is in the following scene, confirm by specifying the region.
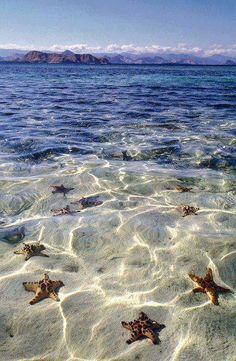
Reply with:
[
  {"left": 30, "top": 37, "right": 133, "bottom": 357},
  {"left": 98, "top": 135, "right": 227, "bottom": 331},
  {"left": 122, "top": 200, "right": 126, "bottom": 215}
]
[
  {"left": 177, "top": 204, "right": 200, "bottom": 217},
  {"left": 175, "top": 185, "right": 192, "bottom": 192},
  {"left": 121, "top": 312, "right": 165, "bottom": 345},
  {"left": 71, "top": 196, "right": 103, "bottom": 209},
  {"left": 14, "top": 241, "right": 49, "bottom": 261},
  {"left": 50, "top": 184, "right": 74, "bottom": 197},
  {"left": 189, "top": 268, "right": 231, "bottom": 305},
  {"left": 23, "top": 273, "right": 64, "bottom": 305},
  {"left": 51, "top": 205, "right": 80, "bottom": 216}
]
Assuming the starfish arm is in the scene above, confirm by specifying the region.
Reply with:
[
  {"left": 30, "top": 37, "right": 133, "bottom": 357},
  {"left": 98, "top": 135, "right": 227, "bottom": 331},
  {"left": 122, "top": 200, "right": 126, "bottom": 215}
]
[
  {"left": 193, "top": 287, "right": 205, "bottom": 293},
  {"left": 206, "top": 290, "right": 219, "bottom": 305},
  {"left": 39, "top": 252, "right": 49, "bottom": 258},
  {"left": 23, "top": 282, "right": 39, "bottom": 292},
  {"left": 14, "top": 249, "right": 23, "bottom": 255},
  {"left": 121, "top": 321, "right": 132, "bottom": 331},
  {"left": 25, "top": 252, "right": 33, "bottom": 261},
  {"left": 51, "top": 280, "right": 63, "bottom": 289},
  {"left": 204, "top": 268, "right": 213, "bottom": 282},
  {"left": 143, "top": 328, "right": 158, "bottom": 344},
  {"left": 126, "top": 332, "right": 139, "bottom": 344},
  {"left": 49, "top": 291, "right": 60, "bottom": 301},
  {"left": 154, "top": 323, "right": 166, "bottom": 332},
  {"left": 139, "top": 312, "right": 148, "bottom": 321},
  {"left": 188, "top": 273, "right": 202, "bottom": 284},
  {"left": 29, "top": 290, "right": 46, "bottom": 305},
  {"left": 216, "top": 285, "right": 231, "bottom": 293}
]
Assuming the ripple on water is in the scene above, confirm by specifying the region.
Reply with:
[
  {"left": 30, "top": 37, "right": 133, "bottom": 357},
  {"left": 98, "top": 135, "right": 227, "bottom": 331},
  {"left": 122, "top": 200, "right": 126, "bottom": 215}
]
[{"left": 0, "top": 64, "right": 235, "bottom": 361}]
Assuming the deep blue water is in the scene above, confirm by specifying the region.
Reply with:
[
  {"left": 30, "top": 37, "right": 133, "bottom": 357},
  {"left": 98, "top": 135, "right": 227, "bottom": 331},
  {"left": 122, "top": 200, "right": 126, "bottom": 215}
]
[{"left": 0, "top": 64, "right": 235, "bottom": 172}]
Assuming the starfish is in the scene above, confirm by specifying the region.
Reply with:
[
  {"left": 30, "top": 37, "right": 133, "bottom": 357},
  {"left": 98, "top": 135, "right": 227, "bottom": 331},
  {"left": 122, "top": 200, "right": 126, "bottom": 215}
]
[
  {"left": 122, "top": 151, "right": 133, "bottom": 161},
  {"left": 121, "top": 312, "right": 165, "bottom": 345},
  {"left": 51, "top": 205, "right": 80, "bottom": 216},
  {"left": 177, "top": 204, "right": 199, "bottom": 217},
  {"left": 175, "top": 185, "right": 192, "bottom": 192},
  {"left": 50, "top": 184, "right": 74, "bottom": 197},
  {"left": 23, "top": 273, "right": 64, "bottom": 305},
  {"left": 14, "top": 241, "right": 49, "bottom": 261},
  {"left": 189, "top": 268, "right": 231, "bottom": 305},
  {"left": 71, "top": 196, "right": 103, "bottom": 209}
]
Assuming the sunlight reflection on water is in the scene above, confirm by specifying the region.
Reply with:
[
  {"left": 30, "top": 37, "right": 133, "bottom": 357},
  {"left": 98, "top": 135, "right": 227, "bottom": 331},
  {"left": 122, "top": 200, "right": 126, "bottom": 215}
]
[{"left": 0, "top": 64, "right": 235, "bottom": 361}]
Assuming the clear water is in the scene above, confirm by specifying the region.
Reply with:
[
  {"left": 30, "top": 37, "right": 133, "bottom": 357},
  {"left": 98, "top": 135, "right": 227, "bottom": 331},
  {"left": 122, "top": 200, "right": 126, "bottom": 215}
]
[{"left": 0, "top": 64, "right": 235, "bottom": 361}]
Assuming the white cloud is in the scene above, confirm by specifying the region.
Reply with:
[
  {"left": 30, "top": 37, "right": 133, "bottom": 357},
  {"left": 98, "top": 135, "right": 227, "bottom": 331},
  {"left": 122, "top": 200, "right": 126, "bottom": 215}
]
[
  {"left": 204, "top": 44, "right": 236, "bottom": 56},
  {"left": 0, "top": 42, "right": 235, "bottom": 56}
]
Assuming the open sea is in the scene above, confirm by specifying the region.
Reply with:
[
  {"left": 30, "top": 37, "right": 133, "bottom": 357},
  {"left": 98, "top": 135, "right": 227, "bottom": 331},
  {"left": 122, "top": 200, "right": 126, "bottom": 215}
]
[{"left": 0, "top": 64, "right": 235, "bottom": 361}]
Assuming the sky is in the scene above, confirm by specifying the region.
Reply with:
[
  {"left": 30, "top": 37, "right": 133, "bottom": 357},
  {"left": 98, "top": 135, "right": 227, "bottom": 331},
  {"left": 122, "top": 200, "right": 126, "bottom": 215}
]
[{"left": 0, "top": 0, "right": 236, "bottom": 55}]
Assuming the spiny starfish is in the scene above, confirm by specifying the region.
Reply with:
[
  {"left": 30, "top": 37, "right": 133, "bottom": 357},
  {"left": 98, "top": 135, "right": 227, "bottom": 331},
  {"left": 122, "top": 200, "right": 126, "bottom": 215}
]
[
  {"left": 23, "top": 273, "right": 64, "bottom": 305},
  {"left": 50, "top": 184, "right": 74, "bottom": 197},
  {"left": 177, "top": 204, "right": 200, "bottom": 217},
  {"left": 175, "top": 185, "right": 192, "bottom": 192},
  {"left": 51, "top": 205, "right": 80, "bottom": 216},
  {"left": 121, "top": 312, "right": 165, "bottom": 345},
  {"left": 71, "top": 196, "right": 103, "bottom": 209},
  {"left": 14, "top": 242, "right": 49, "bottom": 261},
  {"left": 189, "top": 268, "right": 231, "bottom": 305}
]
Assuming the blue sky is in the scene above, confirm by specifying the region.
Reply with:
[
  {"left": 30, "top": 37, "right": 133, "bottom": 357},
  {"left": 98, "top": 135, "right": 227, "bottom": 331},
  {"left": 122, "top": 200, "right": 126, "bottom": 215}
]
[{"left": 0, "top": 0, "right": 235, "bottom": 55}]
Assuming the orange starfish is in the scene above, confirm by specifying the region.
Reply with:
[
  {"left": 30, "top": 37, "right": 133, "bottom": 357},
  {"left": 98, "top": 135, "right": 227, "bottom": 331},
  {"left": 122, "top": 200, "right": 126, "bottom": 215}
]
[
  {"left": 51, "top": 205, "right": 80, "bottom": 216},
  {"left": 50, "top": 184, "right": 74, "bottom": 197},
  {"left": 177, "top": 204, "right": 199, "bottom": 217},
  {"left": 23, "top": 273, "right": 64, "bottom": 305},
  {"left": 189, "top": 268, "right": 231, "bottom": 305},
  {"left": 121, "top": 312, "right": 165, "bottom": 345},
  {"left": 175, "top": 185, "right": 192, "bottom": 192},
  {"left": 14, "top": 242, "right": 49, "bottom": 261}
]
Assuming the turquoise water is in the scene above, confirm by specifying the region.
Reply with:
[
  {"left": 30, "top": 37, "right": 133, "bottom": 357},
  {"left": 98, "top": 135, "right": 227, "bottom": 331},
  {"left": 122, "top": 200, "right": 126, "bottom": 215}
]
[{"left": 0, "top": 64, "right": 235, "bottom": 361}]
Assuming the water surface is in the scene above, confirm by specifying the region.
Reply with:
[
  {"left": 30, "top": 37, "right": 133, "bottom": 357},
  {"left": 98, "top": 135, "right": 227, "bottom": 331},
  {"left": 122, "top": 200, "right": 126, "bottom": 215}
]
[{"left": 0, "top": 64, "right": 235, "bottom": 361}]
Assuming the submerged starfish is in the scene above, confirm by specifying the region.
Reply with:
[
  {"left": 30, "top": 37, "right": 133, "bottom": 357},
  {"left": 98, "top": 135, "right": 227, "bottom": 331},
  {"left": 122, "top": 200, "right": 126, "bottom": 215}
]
[
  {"left": 71, "top": 196, "right": 103, "bottom": 209},
  {"left": 51, "top": 205, "right": 80, "bottom": 216},
  {"left": 189, "top": 268, "right": 231, "bottom": 305},
  {"left": 121, "top": 312, "right": 165, "bottom": 345},
  {"left": 14, "top": 242, "right": 49, "bottom": 261},
  {"left": 122, "top": 151, "right": 133, "bottom": 161},
  {"left": 175, "top": 185, "right": 192, "bottom": 192},
  {"left": 177, "top": 204, "right": 200, "bottom": 217},
  {"left": 50, "top": 184, "right": 74, "bottom": 197},
  {"left": 23, "top": 273, "right": 64, "bottom": 305}
]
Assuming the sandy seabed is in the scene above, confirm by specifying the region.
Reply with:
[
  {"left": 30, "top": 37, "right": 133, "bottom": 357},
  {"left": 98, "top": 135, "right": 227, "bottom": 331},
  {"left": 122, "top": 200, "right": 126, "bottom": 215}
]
[{"left": 0, "top": 155, "right": 235, "bottom": 361}]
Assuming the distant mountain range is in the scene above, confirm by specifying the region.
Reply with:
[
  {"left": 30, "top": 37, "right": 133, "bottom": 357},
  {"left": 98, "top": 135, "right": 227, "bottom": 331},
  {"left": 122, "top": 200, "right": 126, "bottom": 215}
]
[
  {"left": 0, "top": 49, "right": 235, "bottom": 65},
  {"left": 106, "top": 52, "right": 236, "bottom": 65}
]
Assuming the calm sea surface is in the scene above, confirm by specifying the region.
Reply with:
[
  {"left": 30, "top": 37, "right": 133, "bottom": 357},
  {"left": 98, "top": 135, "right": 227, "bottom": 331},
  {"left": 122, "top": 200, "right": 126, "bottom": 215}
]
[{"left": 0, "top": 64, "right": 235, "bottom": 361}]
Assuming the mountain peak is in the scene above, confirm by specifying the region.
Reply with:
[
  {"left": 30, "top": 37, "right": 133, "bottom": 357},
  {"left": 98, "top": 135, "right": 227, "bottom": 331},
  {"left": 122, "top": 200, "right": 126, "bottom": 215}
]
[{"left": 62, "top": 50, "right": 75, "bottom": 56}]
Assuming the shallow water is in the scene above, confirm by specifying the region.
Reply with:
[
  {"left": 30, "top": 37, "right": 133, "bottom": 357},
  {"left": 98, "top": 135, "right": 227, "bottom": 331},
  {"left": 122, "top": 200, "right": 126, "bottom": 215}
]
[{"left": 0, "top": 64, "right": 235, "bottom": 361}]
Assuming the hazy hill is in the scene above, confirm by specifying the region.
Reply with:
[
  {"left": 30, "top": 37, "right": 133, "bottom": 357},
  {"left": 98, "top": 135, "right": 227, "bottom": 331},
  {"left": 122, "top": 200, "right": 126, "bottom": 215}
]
[
  {"left": 22, "top": 51, "right": 109, "bottom": 64},
  {"left": 0, "top": 49, "right": 235, "bottom": 65}
]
